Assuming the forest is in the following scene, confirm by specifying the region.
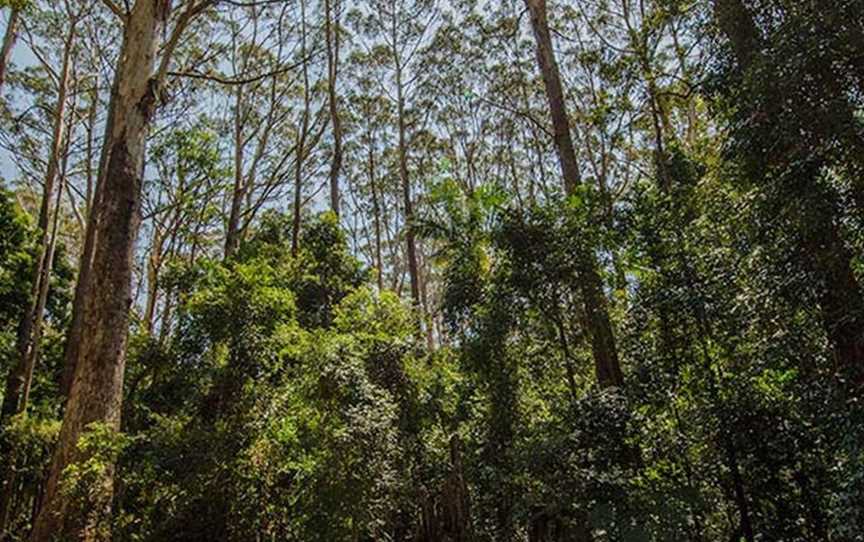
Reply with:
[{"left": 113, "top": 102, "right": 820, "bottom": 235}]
[{"left": 0, "top": 0, "right": 862, "bottom": 540}]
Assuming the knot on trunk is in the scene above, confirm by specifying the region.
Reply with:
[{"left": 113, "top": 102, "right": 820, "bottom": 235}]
[{"left": 138, "top": 78, "right": 167, "bottom": 121}]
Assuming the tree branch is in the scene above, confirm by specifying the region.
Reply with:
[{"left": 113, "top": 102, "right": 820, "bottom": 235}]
[
  {"left": 155, "top": 0, "right": 218, "bottom": 89},
  {"left": 167, "top": 54, "right": 315, "bottom": 86},
  {"left": 100, "top": 0, "right": 127, "bottom": 22}
]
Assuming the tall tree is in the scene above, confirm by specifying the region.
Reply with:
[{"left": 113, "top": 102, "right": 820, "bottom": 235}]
[
  {"left": 1, "top": 0, "right": 77, "bottom": 426},
  {"left": 352, "top": 0, "right": 438, "bottom": 308},
  {"left": 290, "top": 0, "right": 328, "bottom": 256},
  {"left": 0, "top": 2, "right": 80, "bottom": 532},
  {"left": 523, "top": 0, "right": 623, "bottom": 388},
  {"left": 0, "top": 0, "right": 21, "bottom": 94},
  {"left": 325, "top": 0, "right": 343, "bottom": 215},
  {"left": 30, "top": 1, "right": 215, "bottom": 539},
  {"left": 222, "top": 2, "right": 298, "bottom": 259}
]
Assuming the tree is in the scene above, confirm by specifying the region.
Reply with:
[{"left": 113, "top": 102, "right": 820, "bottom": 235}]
[
  {"left": 523, "top": 0, "right": 623, "bottom": 388},
  {"left": 221, "top": 1, "right": 304, "bottom": 259},
  {"left": 351, "top": 0, "right": 439, "bottom": 309},
  {"left": 0, "top": 0, "right": 82, "bottom": 532},
  {"left": 0, "top": 0, "right": 23, "bottom": 94},
  {"left": 325, "top": 0, "right": 344, "bottom": 216},
  {"left": 30, "top": 1, "right": 216, "bottom": 539}
]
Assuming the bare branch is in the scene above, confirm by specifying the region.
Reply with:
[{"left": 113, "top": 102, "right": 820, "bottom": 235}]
[
  {"left": 155, "top": 0, "right": 219, "bottom": 89},
  {"left": 99, "top": 0, "right": 127, "bottom": 22},
  {"left": 167, "top": 54, "right": 315, "bottom": 86}
]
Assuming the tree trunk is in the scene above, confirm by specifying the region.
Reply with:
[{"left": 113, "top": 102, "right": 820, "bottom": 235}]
[
  {"left": 713, "top": 0, "right": 761, "bottom": 72},
  {"left": 225, "top": 84, "right": 246, "bottom": 259},
  {"left": 24, "top": 95, "right": 75, "bottom": 413},
  {"left": 291, "top": 0, "right": 311, "bottom": 257},
  {"left": 0, "top": 27, "right": 76, "bottom": 533},
  {"left": 143, "top": 229, "right": 164, "bottom": 333},
  {"left": 396, "top": 72, "right": 420, "bottom": 307},
  {"left": 368, "top": 130, "right": 384, "bottom": 291},
  {"left": 60, "top": 44, "right": 126, "bottom": 400},
  {"left": 524, "top": 0, "right": 623, "bottom": 388},
  {"left": 325, "top": 0, "right": 342, "bottom": 216},
  {"left": 0, "top": 6, "right": 20, "bottom": 94},
  {"left": 1, "top": 14, "right": 75, "bottom": 425},
  {"left": 0, "top": 106, "right": 69, "bottom": 538},
  {"left": 30, "top": 1, "right": 173, "bottom": 539},
  {"left": 725, "top": 443, "right": 755, "bottom": 542},
  {"left": 84, "top": 75, "right": 99, "bottom": 219}
]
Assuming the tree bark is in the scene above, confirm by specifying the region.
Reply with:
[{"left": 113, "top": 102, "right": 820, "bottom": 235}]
[
  {"left": 1, "top": 12, "right": 75, "bottom": 425},
  {"left": 60, "top": 42, "right": 126, "bottom": 401},
  {"left": 325, "top": 0, "right": 343, "bottom": 216},
  {"left": 0, "top": 5, "right": 20, "bottom": 94},
  {"left": 0, "top": 26, "right": 77, "bottom": 533},
  {"left": 224, "top": 84, "right": 246, "bottom": 259},
  {"left": 291, "top": 0, "right": 311, "bottom": 257},
  {"left": 368, "top": 129, "right": 384, "bottom": 291},
  {"left": 143, "top": 228, "right": 165, "bottom": 333},
  {"left": 396, "top": 70, "right": 420, "bottom": 307},
  {"left": 30, "top": 1, "right": 178, "bottom": 539},
  {"left": 713, "top": 0, "right": 762, "bottom": 72},
  {"left": 524, "top": 0, "right": 623, "bottom": 388},
  {"left": 0, "top": 71, "right": 72, "bottom": 537}
]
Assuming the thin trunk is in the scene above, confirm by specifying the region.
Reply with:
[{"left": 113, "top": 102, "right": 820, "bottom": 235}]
[
  {"left": 325, "top": 0, "right": 342, "bottom": 216},
  {"left": 0, "top": 210, "right": 63, "bottom": 533},
  {"left": 524, "top": 0, "right": 623, "bottom": 388},
  {"left": 84, "top": 76, "right": 98, "bottom": 219},
  {"left": 725, "top": 443, "right": 755, "bottom": 542},
  {"left": 418, "top": 241, "right": 435, "bottom": 350},
  {"left": 368, "top": 130, "right": 384, "bottom": 291},
  {"left": 0, "top": 16, "right": 75, "bottom": 536},
  {"left": 396, "top": 71, "right": 420, "bottom": 306},
  {"left": 0, "top": 6, "right": 20, "bottom": 94},
  {"left": 2, "top": 17, "right": 75, "bottom": 422},
  {"left": 225, "top": 84, "right": 246, "bottom": 259},
  {"left": 23, "top": 145, "right": 67, "bottom": 408},
  {"left": 31, "top": 1, "right": 175, "bottom": 538},
  {"left": 291, "top": 0, "right": 311, "bottom": 257},
  {"left": 143, "top": 229, "right": 164, "bottom": 333},
  {"left": 551, "top": 309, "right": 579, "bottom": 403}
]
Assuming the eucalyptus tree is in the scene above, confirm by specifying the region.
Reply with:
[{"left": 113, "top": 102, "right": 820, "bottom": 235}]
[
  {"left": 349, "top": 0, "right": 439, "bottom": 310},
  {"left": 324, "top": 0, "right": 343, "bottom": 215},
  {"left": 289, "top": 0, "right": 329, "bottom": 257},
  {"left": 30, "top": 1, "right": 221, "bottom": 539},
  {"left": 1, "top": 0, "right": 83, "bottom": 424},
  {"left": 343, "top": 68, "right": 397, "bottom": 292},
  {"left": 523, "top": 0, "right": 623, "bottom": 388},
  {"left": 220, "top": 1, "right": 317, "bottom": 259},
  {"left": 0, "top": 1, "right": 88, "bottom": 532},
  {"left": 0, "top": 0, "right": 24, "bottom": 94},
  {"left": 0, "top": 0, "right": 73, "bottom": 398},
  {"left": 140, "top": 120, "right": 226, "bottom": 335}
]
